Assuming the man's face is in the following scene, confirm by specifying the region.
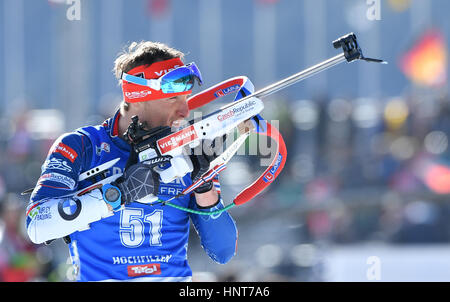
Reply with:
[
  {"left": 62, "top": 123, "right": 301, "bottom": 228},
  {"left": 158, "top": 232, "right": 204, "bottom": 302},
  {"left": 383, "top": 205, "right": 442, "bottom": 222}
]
[{"left": 135, "top": 94, "right": 190, "bottom": 128}]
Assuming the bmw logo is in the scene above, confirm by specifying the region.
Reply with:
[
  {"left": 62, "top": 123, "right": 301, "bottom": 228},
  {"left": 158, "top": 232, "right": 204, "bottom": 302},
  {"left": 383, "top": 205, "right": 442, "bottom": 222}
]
[{"left": 58, "top": 198, "right": 82, "bottom": 221}]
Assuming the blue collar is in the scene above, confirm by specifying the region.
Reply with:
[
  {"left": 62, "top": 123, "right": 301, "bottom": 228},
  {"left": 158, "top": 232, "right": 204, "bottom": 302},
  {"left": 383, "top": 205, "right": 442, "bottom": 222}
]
[{"left": 103, "top": 110, "right": 131, "bottom": 152}]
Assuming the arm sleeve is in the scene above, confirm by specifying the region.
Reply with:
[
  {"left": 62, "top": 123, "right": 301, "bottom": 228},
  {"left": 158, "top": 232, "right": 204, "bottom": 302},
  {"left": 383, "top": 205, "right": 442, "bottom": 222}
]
[
  {"left": 25, "top": 132, "right": 112, "bottom": 244},
  {"left": 189, "top": 177, "right": 238, "bottom": 264},
  {"left": 26, "top": 189, "right": 112, "bottom": 244}
]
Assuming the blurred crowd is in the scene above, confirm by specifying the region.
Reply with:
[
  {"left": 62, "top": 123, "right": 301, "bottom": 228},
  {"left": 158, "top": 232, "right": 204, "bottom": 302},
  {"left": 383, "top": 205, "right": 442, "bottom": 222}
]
[
  {"left": 1, "top": 90, "right": 450, "bottom": 281},
  {"left": 187, "top": 89, "right": 450, "bottom": 282}
]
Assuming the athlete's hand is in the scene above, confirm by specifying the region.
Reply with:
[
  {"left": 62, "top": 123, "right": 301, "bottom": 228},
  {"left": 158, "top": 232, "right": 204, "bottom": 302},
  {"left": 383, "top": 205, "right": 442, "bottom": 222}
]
[{"left": 190, "top": 138, "right": 224, "bottom": 193}]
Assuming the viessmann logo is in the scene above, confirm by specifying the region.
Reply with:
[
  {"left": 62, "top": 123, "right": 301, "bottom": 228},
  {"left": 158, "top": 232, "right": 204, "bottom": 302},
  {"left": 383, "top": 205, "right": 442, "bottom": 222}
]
[
  {"left": 154, "top": 65, "right": 181, "bottom": 77},
  {"left": 49, "top": 142, "right": 78, "bottom": 163},
  {"left": 127, "top": 263, "right": 161, "bottom": 277},
  {"left": 157, "top": 125, "right": 198, "bottom": 154},
  {"left": 217, "top": 100, "right": 256, "bottom": 122}
]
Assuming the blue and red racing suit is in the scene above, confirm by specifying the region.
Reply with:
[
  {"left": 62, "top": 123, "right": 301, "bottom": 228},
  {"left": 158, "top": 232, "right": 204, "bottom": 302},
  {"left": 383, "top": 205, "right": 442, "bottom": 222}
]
[{"left": 26, "top": 110, "right": 238, "bottom": 281}]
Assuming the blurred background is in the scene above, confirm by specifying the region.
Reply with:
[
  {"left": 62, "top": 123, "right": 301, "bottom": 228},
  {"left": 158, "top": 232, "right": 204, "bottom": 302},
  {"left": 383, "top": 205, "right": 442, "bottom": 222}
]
[{"left": 0, "top": 0, "right": 449, "bottom": 281}]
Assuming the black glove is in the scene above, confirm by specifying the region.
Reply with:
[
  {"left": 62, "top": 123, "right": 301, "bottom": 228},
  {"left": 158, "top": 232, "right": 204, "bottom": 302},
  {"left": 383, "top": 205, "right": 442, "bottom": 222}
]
[
  {"left": 193, "top": 180, "right": 214, "bottom": 194},
  {"left": 112, "top": 161, "right": 161, "bottom": 204},
  {"left": 190, "top": 137, "right": 225, "bottom": 194}
]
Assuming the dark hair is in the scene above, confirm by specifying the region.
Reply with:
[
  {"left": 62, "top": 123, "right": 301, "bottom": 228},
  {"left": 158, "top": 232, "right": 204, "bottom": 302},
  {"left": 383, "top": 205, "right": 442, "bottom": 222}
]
[{"left": 113, "top": 41, "right": 184, "bottom": 81}]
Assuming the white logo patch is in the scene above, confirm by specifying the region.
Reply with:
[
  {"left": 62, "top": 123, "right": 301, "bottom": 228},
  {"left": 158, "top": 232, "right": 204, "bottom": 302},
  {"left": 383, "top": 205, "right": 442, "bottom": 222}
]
[
  {"left": 39, "top": 173, "right": 76, "bottom": 190},
  {"left": 43, "top": 158, "right": 73, "bottom": 173}
]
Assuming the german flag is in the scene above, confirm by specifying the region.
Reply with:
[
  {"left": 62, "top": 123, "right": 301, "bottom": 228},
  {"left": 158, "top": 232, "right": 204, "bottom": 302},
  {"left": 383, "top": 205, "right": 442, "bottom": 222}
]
[{"left": 400, "top": 30, "right": 447, "bottom": 87}]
